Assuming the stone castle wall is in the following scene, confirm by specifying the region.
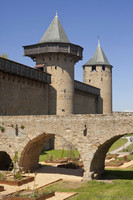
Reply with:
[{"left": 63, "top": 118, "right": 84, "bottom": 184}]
[
  {"left": 74, "top": 90, "right": 98, "bottom": 114},
  {"left": 0, "top": 71, "right": 49, "bottom": 115}
]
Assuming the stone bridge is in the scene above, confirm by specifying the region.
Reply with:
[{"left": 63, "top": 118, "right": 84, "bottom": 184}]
[{"left": 0, "top": 113, "right": 133, "bottom": 180}]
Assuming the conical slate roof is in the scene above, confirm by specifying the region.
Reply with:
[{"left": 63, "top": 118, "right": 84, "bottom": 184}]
[
  {"left": 84, "top": 41, "right": 112, "bottom": 66},
  {"left": 39, "top": 13, "right": 70, "bottom": 43}
]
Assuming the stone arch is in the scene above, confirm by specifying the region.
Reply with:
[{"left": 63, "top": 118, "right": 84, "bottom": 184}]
[
  {"left": 19, "top": 133, "right": 54, "bottom": 172},
  {"left": 90, "top": 133, "right": 130, "bottom": 179},
  {"left": 0, "top": 151, "right": 13, "bottom": 170}
]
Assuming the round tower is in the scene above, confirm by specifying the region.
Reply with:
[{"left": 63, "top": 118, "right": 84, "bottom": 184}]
[
  {"left": 23, "top": 13, "right": 83, "bottom": 115},
  {"left": 83, "top": 41, "right": 113, "bottom": 114}
]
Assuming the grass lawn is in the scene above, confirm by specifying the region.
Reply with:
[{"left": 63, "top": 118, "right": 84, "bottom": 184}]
[
  {"left": 109, "top": 137, "right": 128, "bottom": 152},
  {"left": 122, "top": 143, "right": 133, "bottom": 152},
  {"left": 45, "top": 177, "right": 133, "bottom": 200},
  {"left": 39, "top": 149, "right": 79, "bottom": 162},
  {"left": 39, "top": 149, "right": 133, "bottom": 199}
]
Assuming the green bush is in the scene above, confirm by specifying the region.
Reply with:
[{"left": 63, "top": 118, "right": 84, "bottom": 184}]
[{"left": 0, "top": 126, "right": 5, "bottom": 132}]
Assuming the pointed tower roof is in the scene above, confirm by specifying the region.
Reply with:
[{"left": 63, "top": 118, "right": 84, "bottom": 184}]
[
  {"left": 83, "top": 41, "right": 112, "bottom": 67},
  {"left": 39, "top": 12, "right": 70, "bottom": 43}
]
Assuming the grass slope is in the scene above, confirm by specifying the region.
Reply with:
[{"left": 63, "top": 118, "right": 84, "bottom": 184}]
[
  {"left": 109, "top": 138, "right": 128, "bottom": 152},
  {"left": 46, "top": 178, "right": 133, "bottom": 200}
]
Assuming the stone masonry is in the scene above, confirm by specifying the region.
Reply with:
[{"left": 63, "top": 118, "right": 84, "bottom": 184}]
[{"left": 0, "top": 112, "right": 133, "bottom": 180}]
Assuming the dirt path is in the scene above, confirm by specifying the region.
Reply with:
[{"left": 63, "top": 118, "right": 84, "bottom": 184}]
[{"left": 0, "top": 166, "right": 83, "bottom": 199}]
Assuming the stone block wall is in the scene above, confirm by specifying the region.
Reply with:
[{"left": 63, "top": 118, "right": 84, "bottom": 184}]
[
  {"left": 74, "top": 90, "right": 99, "bottom": 114},
  {"left": 0, "top": 72, "right": 49, "bottom": 115}
]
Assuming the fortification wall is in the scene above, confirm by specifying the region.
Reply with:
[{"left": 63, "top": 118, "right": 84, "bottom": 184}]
[
  {"left": 0, "top": 72, "right": 49, "bottom": 115},
  {"left": 74, "top": 90, "right": 98, "bottom": 114}
]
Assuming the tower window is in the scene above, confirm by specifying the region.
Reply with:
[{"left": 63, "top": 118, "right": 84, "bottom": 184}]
[
  {"left": 55, "top": 66, "right": 57, "bottom": 69},
  {"left": 102, "top": 66, "right": 105, "bottom": 71},
  {"left": 92, "top": 66, "right": 96, "bottom": 71},
  {"left": 89, "top": 79, "right": 91, "bottom": 82}
]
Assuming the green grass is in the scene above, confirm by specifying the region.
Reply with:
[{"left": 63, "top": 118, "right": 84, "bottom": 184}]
[
  {"left": 39, "top": 149, "right": 79, "bottom": 162},
  {"left": 125, "top": 133, "right": 133, "bottom": 137},
  {"left": 122, "top": 143, "right": 133, "bottom": 152},
  {"left": 109, "top": 138, "right": 128, "bottom": 152},
  {"left": 128, "top": 154, "right": 133, "bottom": 160},
  {"left": 45, "top": 177, "right": 133, "bottom": 200}
]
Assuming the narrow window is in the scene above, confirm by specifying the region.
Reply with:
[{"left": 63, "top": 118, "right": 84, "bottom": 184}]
[
  {"left": 62, "top": 109, "right": 65, "bottom": 112},
  {"left": 89, "top": 79, "right": 91, "bottom": 82},
  {"left": 55, "top": 66, "right": 57, "bottom": 69},
  {"left": 83, "top": 125, "right": 87, "bottom": 136},
  {"left": 101, "top": 78, "right": 103, "bottom": 81},
  {"left": 15, "top": 125, "right": 18, "bottom": 136},
  {"left": 102, "top": 66, "right": 105, "bottom": 71},
  {"left": 92, "top": 66, "right": 96, "bottom": 71}
]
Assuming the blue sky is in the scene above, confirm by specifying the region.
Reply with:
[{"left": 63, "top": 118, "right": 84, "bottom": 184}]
[{"left": 0, "top": 0, "right": 133, "bottom": 111}]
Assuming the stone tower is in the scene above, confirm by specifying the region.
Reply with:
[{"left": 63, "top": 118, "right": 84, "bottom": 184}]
[
  {"left": 23, "top": 13, "right": 83, "bottom": 115},
  {"left": 83, "top": 41, "right": 113, "bottom": 114}
]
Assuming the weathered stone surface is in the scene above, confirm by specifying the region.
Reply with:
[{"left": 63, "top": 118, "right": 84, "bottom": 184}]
[{"left": 0, "top": 113, "right": 133, "bottom": 180}]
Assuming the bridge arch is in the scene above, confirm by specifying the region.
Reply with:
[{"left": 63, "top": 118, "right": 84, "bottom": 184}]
[
  {"left": 90, "top": 132, "right": 133, "bottom": 179},
  {"left": 0, "top": 151, "right": 13, "bottom": 170},
  {"left": 19, "top": 133, "right": 54, "bottom": 171}
]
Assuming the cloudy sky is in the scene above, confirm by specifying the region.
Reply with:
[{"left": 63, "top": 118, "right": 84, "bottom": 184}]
[{"left": 0, "top": 0, "right": 133, "bottom": 111}]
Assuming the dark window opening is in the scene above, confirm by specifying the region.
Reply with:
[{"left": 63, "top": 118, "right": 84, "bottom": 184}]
[
  {"left": 92, "top": 66, "right": 96, "bottom": 71},
  {"left": 102, "top": 66, "right": 105, "bottom": 71},
  {"left": 55, "top": 66, "right": 57, "bottom": 69},
  {"left": 89, "top": 79, "right": 91, "bottom": 82},
  {"left": 38, "top": 67, "right": 43, "bottom": 71},
  {"left": 62, "top": 109, "right": 65, "bottom": 112}
]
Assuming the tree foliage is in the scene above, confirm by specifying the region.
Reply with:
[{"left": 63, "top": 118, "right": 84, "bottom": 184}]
[{"left": 0, "top": 53, "right": 8, "bottom": 59}]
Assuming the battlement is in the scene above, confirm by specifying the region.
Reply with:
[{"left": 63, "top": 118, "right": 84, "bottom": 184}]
[
  {"left": 74, "top": 80, "right": 100, "bottom": 96},
  {"left": 0, "top": 57, "right": 51, "bottom": 84}
]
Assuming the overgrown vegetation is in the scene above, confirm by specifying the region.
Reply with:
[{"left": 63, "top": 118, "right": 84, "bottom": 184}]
[
  {"left": 20, "top": 125, "right": 25, "bottom": 129},
  {"left": 0, "top": 126, "right": 5, "bottom": 133},
  {"left": 0, "top": 53, "right": 8, "bottom": 59}
]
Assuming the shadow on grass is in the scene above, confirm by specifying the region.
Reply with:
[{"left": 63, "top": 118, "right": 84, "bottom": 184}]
[
  {"left": 40, "top": 151, "right": 47, "bottom": 155},
  {"left": 103, "top": 169, "right": 133, "bottom": 180},
  {"left": 34, "top": 165, "right": 84, "bottom": 177}
]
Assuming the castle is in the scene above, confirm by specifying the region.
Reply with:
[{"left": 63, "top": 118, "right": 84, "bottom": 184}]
[{"left": 0, "top": 13, "right": 113, "bottom": 116}]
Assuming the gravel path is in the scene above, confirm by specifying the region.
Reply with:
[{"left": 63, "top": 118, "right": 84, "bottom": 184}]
[{"left": 110, "top": 137, "right": 132, "bottom": 154}]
